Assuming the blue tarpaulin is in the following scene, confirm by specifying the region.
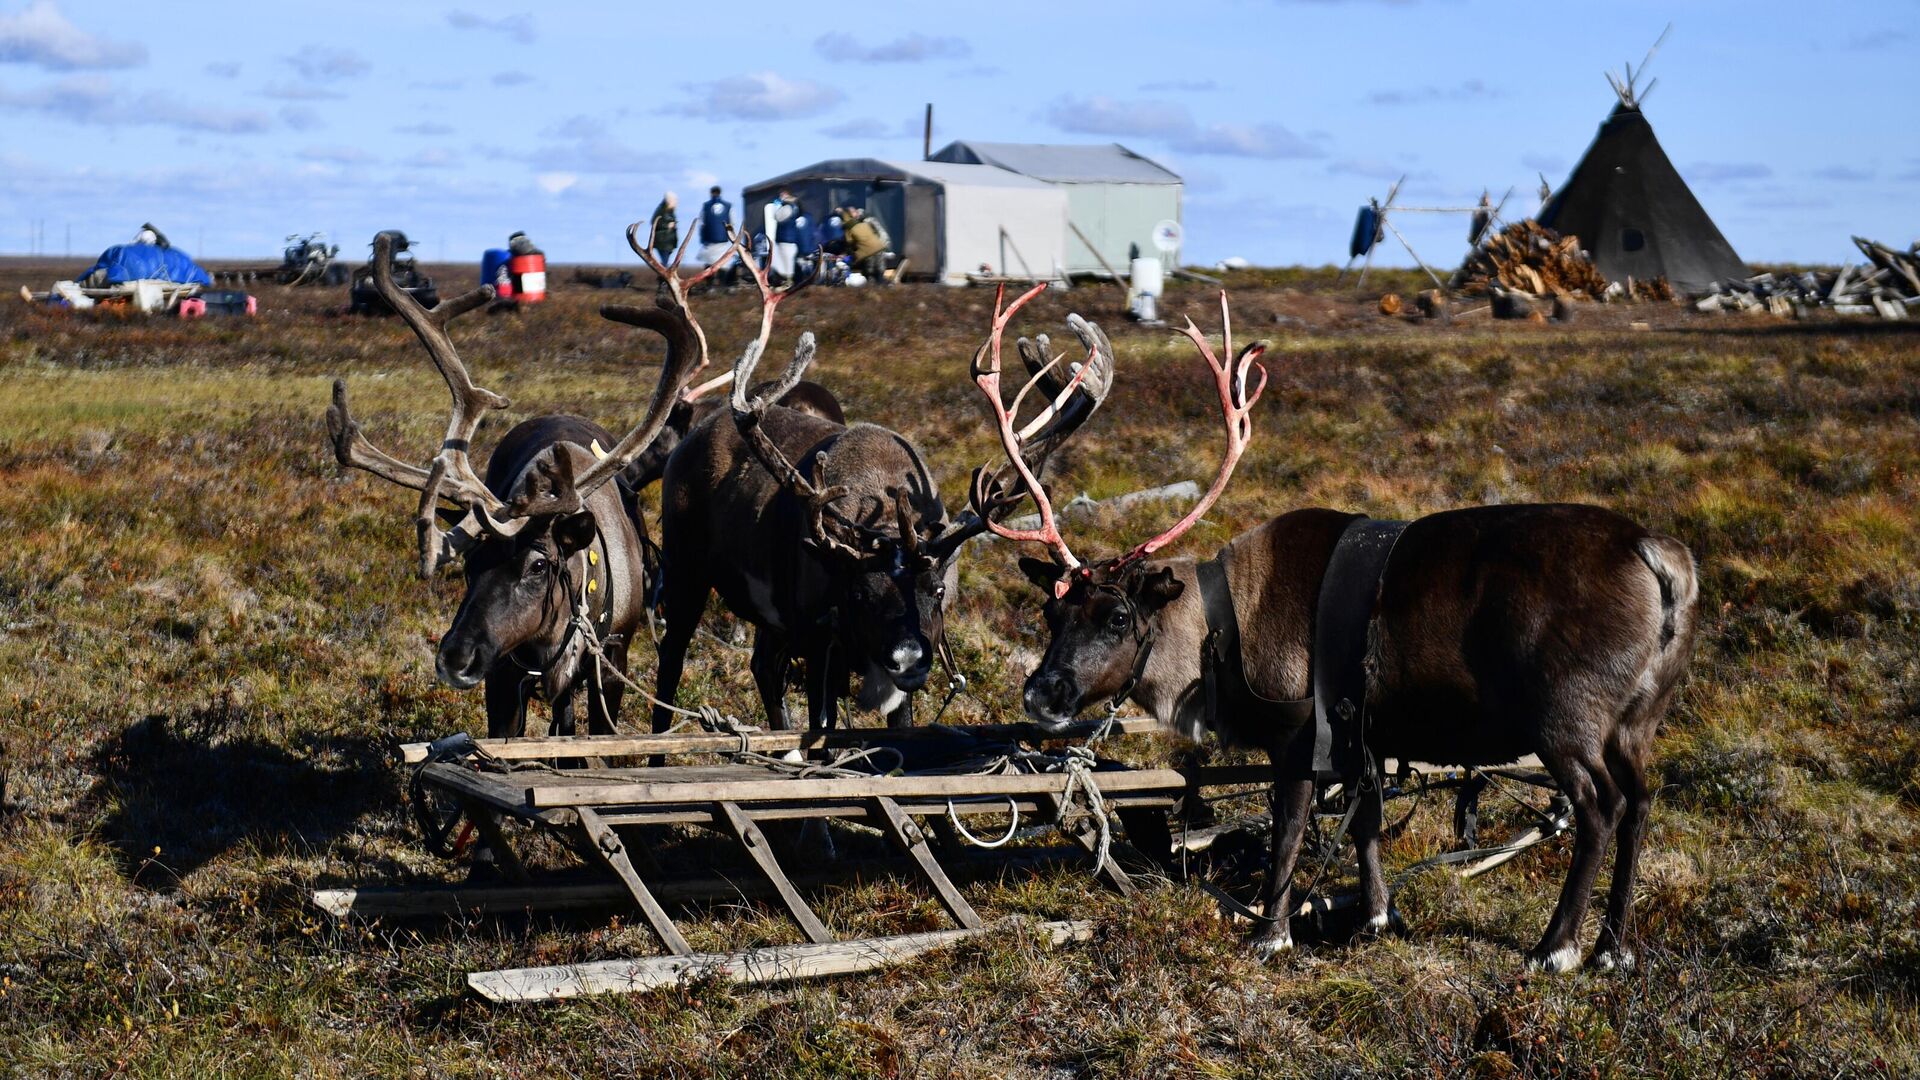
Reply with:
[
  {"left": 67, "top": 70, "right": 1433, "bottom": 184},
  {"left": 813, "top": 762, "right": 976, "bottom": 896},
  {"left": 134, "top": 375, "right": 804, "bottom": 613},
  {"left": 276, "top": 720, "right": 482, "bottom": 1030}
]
[{"left": 78, "top": 243, "right": 213, "bottom": 286}]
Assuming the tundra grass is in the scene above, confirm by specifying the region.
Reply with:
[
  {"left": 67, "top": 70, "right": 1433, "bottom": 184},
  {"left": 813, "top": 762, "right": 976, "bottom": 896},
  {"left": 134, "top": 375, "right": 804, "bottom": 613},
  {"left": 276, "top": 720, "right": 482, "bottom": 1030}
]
[{"left": 1, "top": 264, "right": 1916, "bottom": 1077}]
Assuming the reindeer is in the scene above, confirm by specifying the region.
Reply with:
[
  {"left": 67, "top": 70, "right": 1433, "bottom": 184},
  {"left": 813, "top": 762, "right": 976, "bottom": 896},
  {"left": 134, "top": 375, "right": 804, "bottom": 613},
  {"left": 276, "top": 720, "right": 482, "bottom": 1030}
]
[
  {"left": 652, "top": 270, "right": 1112, "bottom": 733},
  {"left": 980, "top": 290, "right": 1698, "bottom": 974},
  {"left": 323, "top": 230, "right": 710, "bottom": 738}
]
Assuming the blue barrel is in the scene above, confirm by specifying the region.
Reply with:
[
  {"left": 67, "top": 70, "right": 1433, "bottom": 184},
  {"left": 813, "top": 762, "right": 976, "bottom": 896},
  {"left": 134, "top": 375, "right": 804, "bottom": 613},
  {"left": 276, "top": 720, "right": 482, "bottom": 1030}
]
[
  {"left": 481, "top": 248, "right": 512, "bottom": 290},
  {"left": 1348, "top": 205, "right": 1379, "bottom": 259}
]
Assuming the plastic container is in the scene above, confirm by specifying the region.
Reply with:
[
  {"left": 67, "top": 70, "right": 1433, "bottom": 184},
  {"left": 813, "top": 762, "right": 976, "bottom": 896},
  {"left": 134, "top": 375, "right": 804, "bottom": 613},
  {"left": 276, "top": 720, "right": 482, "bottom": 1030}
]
[
  {"left": 508, "top": 252, "right": 547, "bottom": 303},
  {"left": 1129, "top": 256, "right": 1164, "bottom": 298},
  {"left": 482, "top": 249, "right": 514, "bottom": 299}
]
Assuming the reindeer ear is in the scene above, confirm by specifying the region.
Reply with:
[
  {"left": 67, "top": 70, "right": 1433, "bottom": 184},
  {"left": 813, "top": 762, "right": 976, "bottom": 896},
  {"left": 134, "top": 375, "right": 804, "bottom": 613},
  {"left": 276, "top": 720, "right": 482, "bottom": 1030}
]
[
  {"left": 1130, "top": 566, "right": 1185, "bottom": 610},
  {"left": 1019, "top": 557, "right": 1064, "bottom": 592},
  {"left": 552, "top": 511, "right": 597, "bottom": 556}
]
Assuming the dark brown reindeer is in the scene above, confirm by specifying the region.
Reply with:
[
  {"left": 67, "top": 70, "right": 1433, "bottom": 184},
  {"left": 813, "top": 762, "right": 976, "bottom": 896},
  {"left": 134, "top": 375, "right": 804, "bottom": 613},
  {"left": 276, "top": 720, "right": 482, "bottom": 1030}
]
[
  {"left": 989, "top": 292, "right": 1698, "bottom": 973},
  {"left": 654, "top": 277, "right": 1112, "bottom": 732},
  {"left": 323, "top": 230, "right": 707, "bottom": 738}
]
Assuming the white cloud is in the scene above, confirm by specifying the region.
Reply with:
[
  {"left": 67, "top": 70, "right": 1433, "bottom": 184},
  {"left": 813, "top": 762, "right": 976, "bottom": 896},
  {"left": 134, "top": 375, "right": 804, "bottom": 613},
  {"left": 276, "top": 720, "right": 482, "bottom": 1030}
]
[
  {"left": 298, "top": 145, "right": 372, "bottom": 164},
  {"left": 1686, "top": 161, "right": 1773, "bottom": 183},
  {"left": 1367, "top": 79, "right": 1502, "bottom": 106},
  {"left": 0, "top": 75, "right": 272, "bottom": 133},
  {"left": 403, "top": 147, "right": 458, "bottom": 169},
  {"left": 492, "top": 70, "right": 533, "bottom": 87},
  {"left": 0, "top": 1, "right": 145, "bottom": 71},
  {"left": 205, "top": 61, "right": 241, "bottom": 79},
  {"left": 818, "top": 116, "right": 895, "bottom": 140},
  {"left": 1045, "top": 95, "right": 1321, "bottom": 159},
  {"left": 529, "top": 139, "right": 683, "bottom": 174},
  {"left": 394, "top": 121, "right": 454, "bottom": 136},
  {"left": 279, "top": 105, "right": 323, "bottom": 131},
  {"left": 812, "top": 32, "right": 968, "bottom": 63},
  {"left": 535, "top": 171, "right": 577, "bottom": 194},
  {"left": 446, "top": 11, "right": 536, "bottom": 43},
  {"left": 1173, "top": 122, "right": 1321, "bottom": 159},
  {"left": 283, "top": 47, "right": 370, "bottom": 82},
  {"left": 261, "top": 82, "right": 345, "bottom": 101},
  {"left": 668, "top": 71, "right": 842, "bottom": 121},
  {"left": 543, "top": 113, "right": 605, "bottom": 139}
]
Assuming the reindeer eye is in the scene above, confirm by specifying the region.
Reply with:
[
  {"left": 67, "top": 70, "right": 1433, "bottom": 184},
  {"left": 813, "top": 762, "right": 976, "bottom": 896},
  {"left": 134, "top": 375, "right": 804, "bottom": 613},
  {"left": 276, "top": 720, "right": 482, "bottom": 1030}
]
[
  {"left": 526, "top": 556, "right": 551, "bottom": 577},
  {"left": 1108, "top": 609, "right": 1129, "bottom": 631}
]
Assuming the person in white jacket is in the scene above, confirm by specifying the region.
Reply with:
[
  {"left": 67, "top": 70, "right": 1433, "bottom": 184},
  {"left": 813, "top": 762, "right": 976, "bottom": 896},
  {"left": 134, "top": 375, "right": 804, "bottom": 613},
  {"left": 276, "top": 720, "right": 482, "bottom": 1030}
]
[{"left": 764, "top": 189, "right": 797, "bottom": 283}]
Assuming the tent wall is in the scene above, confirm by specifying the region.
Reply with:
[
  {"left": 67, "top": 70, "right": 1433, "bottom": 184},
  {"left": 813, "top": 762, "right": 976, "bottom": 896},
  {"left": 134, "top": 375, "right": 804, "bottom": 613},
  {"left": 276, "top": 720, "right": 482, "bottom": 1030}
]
[
  {"left": 1060, "top": 184, "right": 1182, "bottom": 275},
  {"left": 892, "top": 161, "right": 1069, "bottom": 285}
]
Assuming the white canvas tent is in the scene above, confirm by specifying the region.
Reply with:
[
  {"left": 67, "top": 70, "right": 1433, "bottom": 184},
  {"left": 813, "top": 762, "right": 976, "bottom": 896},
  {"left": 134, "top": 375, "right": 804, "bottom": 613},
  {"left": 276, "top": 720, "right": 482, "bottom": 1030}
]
[
  {"left": 743, "top": 159, "right": 1068, "bottom": 285},
  {"left": 928, "top": 141, "right": 1182, "bottom": 275}
]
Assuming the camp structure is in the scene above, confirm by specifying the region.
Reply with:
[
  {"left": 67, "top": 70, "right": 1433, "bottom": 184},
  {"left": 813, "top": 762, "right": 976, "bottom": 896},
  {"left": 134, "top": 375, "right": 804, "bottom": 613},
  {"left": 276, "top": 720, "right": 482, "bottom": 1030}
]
[
  {"left": 742, "top": 159, "right": 1068, "bottom": 285},
  {"left": 929, "top": 141, "right": 1183, "bottom": 276},
  {"left": 1537, "top": 73, "right": 1748, "bottom": 296}
]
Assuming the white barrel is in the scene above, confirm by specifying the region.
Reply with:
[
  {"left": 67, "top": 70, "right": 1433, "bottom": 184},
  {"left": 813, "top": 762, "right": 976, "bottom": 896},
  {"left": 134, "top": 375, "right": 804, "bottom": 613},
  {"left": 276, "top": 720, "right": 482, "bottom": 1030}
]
[{"left": 1129, "top": 257, "right": 1164, "bottom": 297}]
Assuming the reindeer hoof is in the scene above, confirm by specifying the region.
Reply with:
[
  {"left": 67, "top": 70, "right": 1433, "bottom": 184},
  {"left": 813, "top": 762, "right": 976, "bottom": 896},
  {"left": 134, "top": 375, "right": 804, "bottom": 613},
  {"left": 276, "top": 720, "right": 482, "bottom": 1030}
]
[
  {"left": 1589, "top": 947, "right": 1636, "bottom": 974},
  {"left": 1249, "top": 931, "right": 1294, "bottom": 962},
  {"left": 1354, "top": 906, "right": 1405, "bottom": 942},
  {"left": 1524, "top": 944, "right": 1583, "bottom": 975}
]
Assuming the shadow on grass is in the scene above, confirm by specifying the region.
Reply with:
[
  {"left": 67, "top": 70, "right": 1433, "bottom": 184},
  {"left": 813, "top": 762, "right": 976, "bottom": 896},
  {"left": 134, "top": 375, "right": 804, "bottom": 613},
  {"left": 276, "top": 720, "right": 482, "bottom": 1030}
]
[{"left": 87, "top": 709, "right": 397, "bottom": 887}]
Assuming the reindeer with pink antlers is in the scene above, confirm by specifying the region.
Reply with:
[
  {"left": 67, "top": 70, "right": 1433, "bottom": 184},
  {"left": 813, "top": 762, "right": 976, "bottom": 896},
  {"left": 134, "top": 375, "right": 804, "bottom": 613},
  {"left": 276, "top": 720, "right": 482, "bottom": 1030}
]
[{"left": 982, "top": 290, "right": 1699, "bottom": 974}]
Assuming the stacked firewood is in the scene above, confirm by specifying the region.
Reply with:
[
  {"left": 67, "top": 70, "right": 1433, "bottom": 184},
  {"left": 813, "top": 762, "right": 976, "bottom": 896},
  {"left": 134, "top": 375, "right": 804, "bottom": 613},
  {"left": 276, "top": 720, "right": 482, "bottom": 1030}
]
[
  {"left": 1695, "top": 236, "right": 1918, "bottom": 320},
  {"left": 1452, "top": 221, "right": 1610, "bottom": 298}
]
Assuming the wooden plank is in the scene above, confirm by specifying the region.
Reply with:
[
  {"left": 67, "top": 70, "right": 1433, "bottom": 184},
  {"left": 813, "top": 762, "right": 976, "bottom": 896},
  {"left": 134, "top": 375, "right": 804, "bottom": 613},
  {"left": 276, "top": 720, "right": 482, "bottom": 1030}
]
[
  {"left": 398, "top": 717, "right": 1162, "bottom": 764},
  {"left": 591, "top": 793, "right": 1177, "bottom": 828},
  {"left": 415, "top": 762, "right": 568, "bottom": 821},
  {"left": 714, "top": 801, "right": 833, "bottom": 945},
  {"left": 1066, "top": 220, "right": 1130, "bottom": 292},
  {"left": 467, "top": 919, "right": 1096, "bottom": 1002},
  {"left": 524, "top": 766, "right": 1192, "bottom": 809},
  {"left": 314, "top": 847, "right": 1091, "bottom": 921},
  {"left": 575, "top": 807, "right": 691, "bottom": 956},
  {"left": 871, "top": 797, "right": 984, "bottom": 930}
]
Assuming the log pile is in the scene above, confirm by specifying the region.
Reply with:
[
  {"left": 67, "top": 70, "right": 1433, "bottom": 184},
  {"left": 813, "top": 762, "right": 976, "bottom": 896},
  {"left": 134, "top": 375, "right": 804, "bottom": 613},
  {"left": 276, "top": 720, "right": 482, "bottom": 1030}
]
[
  {"left": 1694, "top": 236, "right": 1919, "bottom": 320},
  {"left": 1452, "top": 221, "right": 1609, "bottom": 298}
]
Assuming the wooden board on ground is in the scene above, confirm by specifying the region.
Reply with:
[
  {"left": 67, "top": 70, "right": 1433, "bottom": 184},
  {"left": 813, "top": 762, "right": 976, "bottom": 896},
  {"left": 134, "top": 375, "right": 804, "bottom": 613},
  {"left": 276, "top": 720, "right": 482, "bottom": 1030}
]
[{"left": 467, "top": 919, "right": 1095, "bottom": 1002}]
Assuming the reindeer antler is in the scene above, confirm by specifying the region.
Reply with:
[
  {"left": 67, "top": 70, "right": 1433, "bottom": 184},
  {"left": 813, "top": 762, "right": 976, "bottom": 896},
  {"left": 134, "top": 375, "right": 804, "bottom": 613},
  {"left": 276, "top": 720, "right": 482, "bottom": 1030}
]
[
  {"left": 953, "top": 283, "right": 1109, "bottom": 578},
  {"left": 1112, "top": 290, "right": 1267, "bottom": 566},
  {"left": 325, "top": 228, "right": 703, "bottom": 576}
]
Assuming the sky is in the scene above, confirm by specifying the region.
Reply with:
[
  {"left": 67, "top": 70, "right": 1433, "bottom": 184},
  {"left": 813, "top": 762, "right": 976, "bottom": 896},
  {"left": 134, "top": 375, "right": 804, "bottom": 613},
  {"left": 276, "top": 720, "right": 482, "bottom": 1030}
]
[{"left": 1, "top": 0, "right": 1913, "bottom": 268}]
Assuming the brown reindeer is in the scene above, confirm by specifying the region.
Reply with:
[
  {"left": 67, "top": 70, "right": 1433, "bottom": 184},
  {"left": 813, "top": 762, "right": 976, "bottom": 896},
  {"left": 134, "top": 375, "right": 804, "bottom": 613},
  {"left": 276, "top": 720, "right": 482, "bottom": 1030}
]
[
  {"left": 323, "top": 230, "right": 708, "bottom": 737},
  {"left": 985, "top": 292, "right": 1698, "bottom": 973},
  {"left": 654, "top": 278, "right": 1113, "bottom": 731}
]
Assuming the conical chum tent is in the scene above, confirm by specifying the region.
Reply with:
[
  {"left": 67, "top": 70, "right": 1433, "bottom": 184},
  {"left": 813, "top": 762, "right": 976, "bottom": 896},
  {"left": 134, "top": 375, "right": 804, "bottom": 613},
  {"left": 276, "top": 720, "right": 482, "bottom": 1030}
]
[{"left": 1538, "top": 100, "right": 1747, "bottom": 296}]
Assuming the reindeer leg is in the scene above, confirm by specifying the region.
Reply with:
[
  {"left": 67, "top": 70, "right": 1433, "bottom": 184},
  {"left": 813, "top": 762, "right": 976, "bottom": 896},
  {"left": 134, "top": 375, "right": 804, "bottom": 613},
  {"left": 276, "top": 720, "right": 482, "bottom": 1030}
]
[
  {"left": 484, "top": 670, "right": 525, "bottom": 739},
  {"left": 1528, "top": 752, "right": 1623, "bottom": 973},
  {"left": 1251, "top": 778, "right": 1314, "bottom": 960},
  {"left": 550, "top": 690, "right": 576, "bottom": 738},
  {"left": 1351, "top": 782, "right": 1397, "bottom": 938},
  {"left": 751, "top": 630, "right": 795, "bottom": 731},
  {"left": 1593, "top": 727, "right": 1656, "bottom": 971}
]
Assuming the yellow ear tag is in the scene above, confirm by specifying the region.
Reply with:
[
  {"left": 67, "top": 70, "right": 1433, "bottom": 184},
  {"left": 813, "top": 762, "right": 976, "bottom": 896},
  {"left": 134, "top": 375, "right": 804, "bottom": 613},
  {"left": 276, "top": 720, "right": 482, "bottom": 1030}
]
[
  {"left": 589, "top": 439, "right": 608, "bottom": 461},
  {"left": 587, "top": 579, "right": 598, "bottom": 593},
  {"left": 588, "top": 550, "right": 598, "bottom": 566}
]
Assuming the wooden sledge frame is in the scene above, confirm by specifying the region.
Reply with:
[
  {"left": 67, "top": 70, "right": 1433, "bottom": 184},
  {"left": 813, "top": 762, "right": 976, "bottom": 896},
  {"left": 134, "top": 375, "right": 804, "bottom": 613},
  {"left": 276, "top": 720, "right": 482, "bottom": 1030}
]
[{"left": 343, "top": 720, "right": 1566, "bottom": 1001}]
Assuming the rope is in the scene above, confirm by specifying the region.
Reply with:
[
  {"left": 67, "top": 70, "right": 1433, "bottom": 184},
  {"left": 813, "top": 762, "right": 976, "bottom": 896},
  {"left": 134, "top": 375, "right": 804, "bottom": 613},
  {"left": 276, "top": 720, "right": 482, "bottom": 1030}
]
[{"left": 945, "top": 798, "right": 1022, "bottom": 847}]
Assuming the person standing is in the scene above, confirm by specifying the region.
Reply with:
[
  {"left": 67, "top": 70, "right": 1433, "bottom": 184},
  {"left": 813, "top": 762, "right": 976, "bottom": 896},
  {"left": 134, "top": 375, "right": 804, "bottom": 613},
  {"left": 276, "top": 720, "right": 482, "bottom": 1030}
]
[
  {"left": 765, "top": 188, "right": 797, "bottom": 284},
  {"left": 650, "top": 192, "right": 679, "bottom": 262},
  {"left": 697, "top": 185, "right": 736, "bottom": 285}
]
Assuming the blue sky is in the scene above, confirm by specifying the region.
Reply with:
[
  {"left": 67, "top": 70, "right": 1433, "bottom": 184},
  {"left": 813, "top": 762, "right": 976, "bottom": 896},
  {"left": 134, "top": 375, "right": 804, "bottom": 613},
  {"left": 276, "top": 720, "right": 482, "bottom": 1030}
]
[{"left": 1, "top": 0, "right": 1912, "bottom": 267}]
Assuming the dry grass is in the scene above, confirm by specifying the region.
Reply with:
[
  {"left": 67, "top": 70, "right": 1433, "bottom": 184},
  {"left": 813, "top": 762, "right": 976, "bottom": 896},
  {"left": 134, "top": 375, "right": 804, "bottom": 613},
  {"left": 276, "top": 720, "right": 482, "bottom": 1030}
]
[{"left": 2, "top": 256, "right": 1917, "bottom": 1077}]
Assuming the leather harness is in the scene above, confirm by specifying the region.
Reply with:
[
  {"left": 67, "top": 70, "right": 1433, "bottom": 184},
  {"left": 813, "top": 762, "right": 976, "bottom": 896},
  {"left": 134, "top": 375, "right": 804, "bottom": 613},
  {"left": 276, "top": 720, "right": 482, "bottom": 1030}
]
[{"left": 1193, "top": 515, "right": 1409, "bottom": 781}]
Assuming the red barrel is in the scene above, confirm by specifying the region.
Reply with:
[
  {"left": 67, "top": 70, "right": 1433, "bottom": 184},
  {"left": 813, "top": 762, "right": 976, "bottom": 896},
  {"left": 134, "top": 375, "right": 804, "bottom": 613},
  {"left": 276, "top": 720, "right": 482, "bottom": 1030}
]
[{"left": 508, "top": 252, "right": 547, "bottom": 304}]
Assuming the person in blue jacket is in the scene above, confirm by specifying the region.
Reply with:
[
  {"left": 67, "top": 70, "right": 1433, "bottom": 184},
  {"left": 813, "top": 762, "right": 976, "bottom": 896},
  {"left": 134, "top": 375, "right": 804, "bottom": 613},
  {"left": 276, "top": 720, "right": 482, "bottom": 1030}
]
[{"left": 697, "top": 185, "right": 736, "bottom": 285}]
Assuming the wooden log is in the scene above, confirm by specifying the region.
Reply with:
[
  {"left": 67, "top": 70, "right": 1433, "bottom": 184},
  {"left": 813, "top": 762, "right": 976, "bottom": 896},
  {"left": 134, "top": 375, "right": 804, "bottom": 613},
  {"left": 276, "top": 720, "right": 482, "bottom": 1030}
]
[
  {"left": 1067, "top": 220, "right": 1129, "bottom": 292},
  {"left": 466, "top": 919, "right": 1096, "bottom": 1002}
]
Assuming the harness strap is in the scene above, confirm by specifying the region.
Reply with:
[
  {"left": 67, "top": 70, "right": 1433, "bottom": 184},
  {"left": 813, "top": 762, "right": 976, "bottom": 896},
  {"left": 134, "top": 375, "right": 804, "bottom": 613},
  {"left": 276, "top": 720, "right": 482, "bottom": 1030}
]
[
  {"left": 1310, "top": 517, "right": 1410, "bottom": 780},
  {"left": 1194, "top": 554, "right": 1314, "bottom": 746}
]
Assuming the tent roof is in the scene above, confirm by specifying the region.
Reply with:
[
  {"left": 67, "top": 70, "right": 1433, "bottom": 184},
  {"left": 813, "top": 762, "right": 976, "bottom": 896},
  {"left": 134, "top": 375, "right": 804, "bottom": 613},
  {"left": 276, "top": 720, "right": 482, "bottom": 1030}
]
[
  {"left": 743, "top": 157, "right": 1061, "bottom": 195},
  {"left": 880, "top": 159, "right": 1058, "bottom": 190},
  {"left": 1537, "top": 103, "right": 1747, "bottom": 295},
  {"left": 929, "top": 141, "right": 1181, "bottom": 184}
]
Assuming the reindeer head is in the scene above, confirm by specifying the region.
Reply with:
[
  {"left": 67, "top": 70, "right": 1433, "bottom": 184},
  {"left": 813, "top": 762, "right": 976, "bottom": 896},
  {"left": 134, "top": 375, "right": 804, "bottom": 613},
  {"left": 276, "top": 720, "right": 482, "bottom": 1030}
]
[
  {"left": 325, "top": 227, "right": 710, "bottom": 689},
  {"left": 971, "top": 291, "right": 1268, "bottom": 731}
]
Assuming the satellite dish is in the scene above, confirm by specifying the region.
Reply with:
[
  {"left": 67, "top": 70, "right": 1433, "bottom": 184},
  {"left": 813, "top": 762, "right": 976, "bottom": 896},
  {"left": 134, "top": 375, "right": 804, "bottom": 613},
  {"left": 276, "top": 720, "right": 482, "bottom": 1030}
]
[{"left": 1150, "top": 220, "right": 1183, "bottom": 254}]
